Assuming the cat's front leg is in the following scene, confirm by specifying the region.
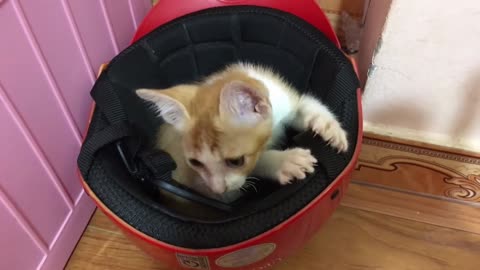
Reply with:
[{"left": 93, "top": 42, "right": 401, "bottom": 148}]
[
  {"left": 291, "top": 95, "right": 349, "bottom": 153},
  {"left": 252, "top": 148, "right": 317, "bottom": 185}
]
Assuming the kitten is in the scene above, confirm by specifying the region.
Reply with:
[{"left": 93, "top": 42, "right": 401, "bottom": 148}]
[{"left": 136, "top": 62, "right": 348, "bottom": 198}]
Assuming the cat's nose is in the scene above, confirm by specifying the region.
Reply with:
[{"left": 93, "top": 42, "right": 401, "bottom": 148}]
[
  {"left": 211, "top": 185, "right": 226, "bottom": 194},
  {"left": 212, "top": 186, "right": 227, "bottom": 194},
  {"left": 210, "top": 180, "right": 226, "bottom": 194}
]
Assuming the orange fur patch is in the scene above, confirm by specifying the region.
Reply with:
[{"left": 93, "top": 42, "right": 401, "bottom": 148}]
[{"left": 156, "top": 69, "right": 274, "bottom": 186}]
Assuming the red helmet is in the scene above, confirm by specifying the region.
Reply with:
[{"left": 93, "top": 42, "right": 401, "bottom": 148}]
[{"left": 79, "top": 1, "right": 362, "bottom": 269}]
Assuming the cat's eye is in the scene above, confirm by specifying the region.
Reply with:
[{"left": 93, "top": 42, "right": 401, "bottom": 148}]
[
  {"left": 188, "top": 159, "right": 203, "bottom": 167},
  {"left": 225, "top": 156, "right": 245, "bottom": 168}
]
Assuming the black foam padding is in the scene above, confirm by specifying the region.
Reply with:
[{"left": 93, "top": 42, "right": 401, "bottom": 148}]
[{"left": 83, "top": 6, "right": 359, "bottom": 249}]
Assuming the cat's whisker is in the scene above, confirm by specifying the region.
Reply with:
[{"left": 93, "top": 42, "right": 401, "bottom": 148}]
[
  {"left": 140, "top": 62, "right": 346, "bottom": 196},
  {"left": 246, "top": 176, "right": 260, "bottom": 181},
  {"left": 242, "top": 181, "right": 258, "bottom": 193}
]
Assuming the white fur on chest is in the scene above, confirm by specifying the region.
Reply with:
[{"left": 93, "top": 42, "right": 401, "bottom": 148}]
[{"left": 244, "top": 66, "right": 299, "bottom": 147}]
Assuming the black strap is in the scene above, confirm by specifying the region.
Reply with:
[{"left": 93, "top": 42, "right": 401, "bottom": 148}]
[
  {"left": 137, "top": 149, "right": 177, "bottom": 182},
  {"left": 78, "top": 73, "right": 134, "bottom": 178},
  {"left": 78, "top": 74, "right": 177, "bottom": 195},
  {"left": 78, "top": 72, "right": 175, "bottom": 186},
  {"left": 90, "top": 75, "right": 128, "bottom": 124},
  {"left": 78, "top": 121, "right": 132, "bottom": 175}
]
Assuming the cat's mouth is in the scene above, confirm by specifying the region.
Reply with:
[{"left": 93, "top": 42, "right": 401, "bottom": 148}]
[
  {"left": 193, "top": 176, "right": 259, "bottom": 201},
  {"left": 197, "top": 185, "right": 244, "bottom": 202}
]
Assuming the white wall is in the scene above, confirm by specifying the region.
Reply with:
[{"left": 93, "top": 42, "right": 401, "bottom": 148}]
[{"left": 362, "top": 0, "right": 480, "bottom": 152}]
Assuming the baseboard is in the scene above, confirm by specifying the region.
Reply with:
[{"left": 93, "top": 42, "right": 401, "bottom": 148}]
[
  {"left": 364, "top": 122, "right": 480, "bottom": 155},
  {"left": 344, "top": 132, "right": 480, "bottom": 234},
  {"left": 39, "top": 191, "right": 96, "bottom": 270},
  {"left": 355, "top": 132, "right": 480, "bottom": 202}
]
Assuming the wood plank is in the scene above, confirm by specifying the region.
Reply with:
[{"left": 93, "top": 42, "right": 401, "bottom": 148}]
[
  {"left": 353, "top": 135, "right": 480, "bottom": 203},
  {"left": 316, "top": 0, "right": 366, "bottom": 17},
  {"left": 276, "top": 206, "right": 480, "bottom": 270},
  {"left": 67, "top": 206, "right": 480, "bottom": 270},
  {"left": 66, "top": 211, "right": 168, "bottom": 270},
  {"left": 342, "top": 182, "right": 480, "bottom": 235}
]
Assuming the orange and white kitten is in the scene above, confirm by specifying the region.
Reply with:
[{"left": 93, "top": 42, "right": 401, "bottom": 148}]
[{"left": 136, "top": 63, "right": 348, "bottom": 198}]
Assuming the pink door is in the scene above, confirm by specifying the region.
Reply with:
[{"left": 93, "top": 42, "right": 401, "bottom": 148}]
[{"left": 0, "top": 0, "right": 151, "bottom": 269}]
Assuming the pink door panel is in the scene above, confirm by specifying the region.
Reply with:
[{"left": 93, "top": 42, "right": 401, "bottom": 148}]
[
  {"left": 0, "top": 0, "right": 151, "bottom": 269},
  {"left": 0, "top": 199, "right": 45, "bottom": 270},
  {"left": 130, "top": 0, "right": 154, "bottom": 29},
  {"left": 19, "top": 0, "right": 97, "bottom": 132},
  {"left": 67, "top": 0, "right": 118, "bottom": 79},
  {"left": 103, "top": 0, "right": 136, "bottom": 52},
  {"left": 0, "top": 0, "right": 83, "bottom": 199},
  {"left": 0, "top": 92, "right": 71, "bottom": 245}
]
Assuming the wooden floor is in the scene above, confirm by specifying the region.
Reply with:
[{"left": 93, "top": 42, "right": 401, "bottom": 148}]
[{"left": 66, "top": 181, "right": 480, "bottom": 270}]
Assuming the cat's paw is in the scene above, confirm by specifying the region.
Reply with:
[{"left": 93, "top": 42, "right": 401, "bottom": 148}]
[
  {"left": 276, "top": 148, "right": 317, "bottom": 185},
  {"left": 309, "top": 116, "right": 348, "bottom": 153}
]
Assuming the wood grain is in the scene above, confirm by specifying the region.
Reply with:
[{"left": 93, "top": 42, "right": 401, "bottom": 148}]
[
  {"left": 276, "top": 206, "right": 480, "bottom": 270},
  {"left": 67, "top": 203, "right": 480, "bottom": 270},
  {"left": 355, "top": 162, "right": 458, "bottom": 197},
  {"left": 343, "top": 182, "right": 480, "bottom": 235},
  {"left": 66, "top": 212, "right": 168, "bottom": 270},
  {"left": 354, "top": 136, "right": 480, "bottom": 203},
  {"left": 316, "top": 0, "right": 366, "bottom": 17}
]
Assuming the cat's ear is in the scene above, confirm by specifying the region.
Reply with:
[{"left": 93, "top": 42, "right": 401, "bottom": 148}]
[
  {"left": 136, "top": 86, "right": 196, "bottom": 130},
  {"left": 219, "top": 81, "right": 271, "bottom": 126}
]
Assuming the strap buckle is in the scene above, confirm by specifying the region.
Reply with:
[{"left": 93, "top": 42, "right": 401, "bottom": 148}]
[{"left": 116, "top": 141, "right": 141, "bottom": 178}]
